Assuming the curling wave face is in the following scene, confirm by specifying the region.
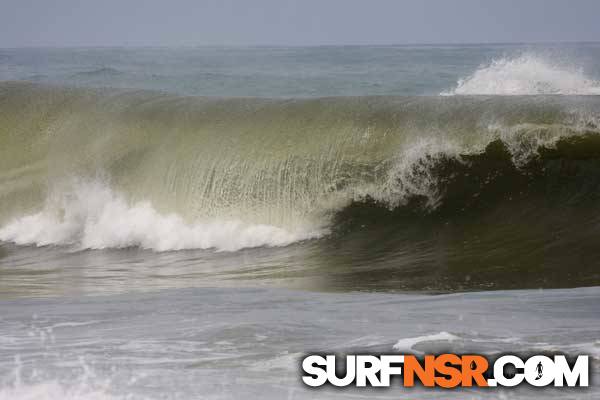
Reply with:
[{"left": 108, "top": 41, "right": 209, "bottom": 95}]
[
  {"left": 1, "top": 82, "right": 600, "bottom": 290},
  {"left": 1, "top": 81, "right": 600, "bottom": 251}
]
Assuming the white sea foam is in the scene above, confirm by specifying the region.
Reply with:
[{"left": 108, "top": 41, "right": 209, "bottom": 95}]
[
  {"left": 0, "top": 357, "right": 127, "bottom": 400},
  {"left": 0, "top": 382, "right": 122, "bottom": 400},
  {"left": 381, "top": 136, "right": 465, "bottom": 209},
  {"left": 443, "top": 54, "right": 600, "bottom": 95},
  {"left": 392, "top": 331, "right": 461, "bottom": 352},
  {"left": 0, "top": 180, "right": 322, "bottom": 252}
]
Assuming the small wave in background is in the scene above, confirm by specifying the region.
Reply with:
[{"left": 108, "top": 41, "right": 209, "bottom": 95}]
[{"left": 443, "top": 53, "right": 600, "bottom": 95}]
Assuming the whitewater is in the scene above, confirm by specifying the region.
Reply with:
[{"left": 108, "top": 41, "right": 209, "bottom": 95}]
[{"left": 442, "top": 53, "right": 600, "bottom": 95}]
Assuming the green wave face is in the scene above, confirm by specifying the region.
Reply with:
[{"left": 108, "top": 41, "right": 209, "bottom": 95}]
[
  {"left": 1, "top": 81, "right": 600, "bottom": 290},
  {"left": 2, "top": 82, "right": 599, "bottom": 223}
]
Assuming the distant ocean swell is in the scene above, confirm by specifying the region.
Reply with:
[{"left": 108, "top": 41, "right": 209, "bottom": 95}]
[{"left": 1, "top": 74, "right": 600, "bottom": 256}]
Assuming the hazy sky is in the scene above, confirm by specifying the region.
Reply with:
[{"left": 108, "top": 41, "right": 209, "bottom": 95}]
[{"left": 2, "top": 0, "right": 600, "bottom": 47}]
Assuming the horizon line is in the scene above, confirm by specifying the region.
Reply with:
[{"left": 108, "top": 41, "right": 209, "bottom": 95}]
[{"left": 2, "top": 40, "right": 600, "bottom": 50}]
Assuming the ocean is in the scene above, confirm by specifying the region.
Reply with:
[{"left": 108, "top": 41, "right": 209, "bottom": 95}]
[{"left": 1, "top": 44, "right": 599, "bottom": 399}]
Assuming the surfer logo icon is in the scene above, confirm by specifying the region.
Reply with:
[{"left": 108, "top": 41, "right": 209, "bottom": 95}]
[{"left": 535, "top": 361, "right": 543, "bottom": 380}]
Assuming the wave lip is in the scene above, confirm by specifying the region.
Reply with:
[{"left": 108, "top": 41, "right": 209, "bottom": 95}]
[{"left": 442, "top": 54, "right": 600, "bottom": 95}]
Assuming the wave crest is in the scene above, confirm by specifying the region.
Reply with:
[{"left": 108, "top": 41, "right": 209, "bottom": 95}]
[
  {"left": 443, "top": 54, "right": 600, "bottom": 95},
  {"left": 0, "top": 180, "right": 321, "bottom": 252}
]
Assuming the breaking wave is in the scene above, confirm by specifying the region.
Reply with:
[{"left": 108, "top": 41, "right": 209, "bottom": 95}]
[
  {"left": 0, "top": 179, "right": 319, "bottom": 252},
  {"left": 443, "top": 54, "right": 600, "bottom": 95},
  {"left": 1, "top": 82, "right": 600, "bottom": 256}
]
